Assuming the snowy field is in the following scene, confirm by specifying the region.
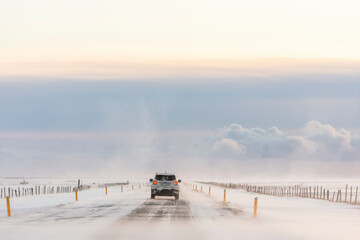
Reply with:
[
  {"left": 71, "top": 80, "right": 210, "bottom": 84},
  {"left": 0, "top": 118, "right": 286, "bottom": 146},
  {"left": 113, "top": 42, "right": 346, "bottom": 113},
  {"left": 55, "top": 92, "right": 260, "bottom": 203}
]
[
  {"left": 0, "top": 179, "right": 359, "bottom": 240},
  {"left": 0, "top": 177, "right": 144, "bottom": 188}
]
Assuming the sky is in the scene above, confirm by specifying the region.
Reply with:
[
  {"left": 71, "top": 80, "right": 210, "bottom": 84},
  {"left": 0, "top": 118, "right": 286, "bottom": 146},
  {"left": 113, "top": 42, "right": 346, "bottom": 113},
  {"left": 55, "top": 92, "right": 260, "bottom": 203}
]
[
  {"left": 1, "top": 0, "right": 360, "bottom": 79},
  {"left": 0, "top": 0, "right": 359, "bottom": 178}
]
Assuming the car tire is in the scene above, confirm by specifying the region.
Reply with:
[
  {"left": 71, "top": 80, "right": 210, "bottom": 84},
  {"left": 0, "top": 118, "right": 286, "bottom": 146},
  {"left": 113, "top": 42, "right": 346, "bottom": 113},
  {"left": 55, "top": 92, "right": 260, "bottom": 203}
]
[
  {"left": 151, "top": 193, "right": 155, "bottom": 199},
  {"left": 175, "top": 194, "right": 179, "bottom": 200}
]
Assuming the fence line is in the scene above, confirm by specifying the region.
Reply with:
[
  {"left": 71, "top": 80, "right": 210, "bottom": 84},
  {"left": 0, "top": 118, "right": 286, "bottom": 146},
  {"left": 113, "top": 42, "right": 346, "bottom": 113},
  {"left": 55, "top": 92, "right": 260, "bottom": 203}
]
[
  {"left": 198, "top": 182, "right": 359, "bottom": 205},
  {"left": 0, "top": 182, "right": 129, "bottom": 199},
  {"left": 0, "top": 185, "right": 79, "bottom": 198}
]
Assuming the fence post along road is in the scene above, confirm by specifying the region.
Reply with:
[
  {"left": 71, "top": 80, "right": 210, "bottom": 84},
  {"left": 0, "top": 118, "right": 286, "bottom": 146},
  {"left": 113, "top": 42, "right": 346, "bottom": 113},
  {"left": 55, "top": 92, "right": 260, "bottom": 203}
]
[
  {"left": 1, "top": 180, "right": 135, "bottom": 217},
  {"left": 197, "top": 181, "right": 360, "bottom": 205}
]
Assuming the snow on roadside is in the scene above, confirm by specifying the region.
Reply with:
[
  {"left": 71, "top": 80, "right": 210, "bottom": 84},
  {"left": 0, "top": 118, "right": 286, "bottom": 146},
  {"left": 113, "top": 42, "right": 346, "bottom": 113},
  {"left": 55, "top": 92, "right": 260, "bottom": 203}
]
[
  {"left": 0, "top": 184, "right": 142, "bottom": 217},
  {"left": 0, "top": 186, "right": 150, "bottom": 240},
  {"left": 1, "top": 180, "right": 359, "bottom": 240},
  {"left": 189, "top": 181, "right": 360, "bottom": 239}
]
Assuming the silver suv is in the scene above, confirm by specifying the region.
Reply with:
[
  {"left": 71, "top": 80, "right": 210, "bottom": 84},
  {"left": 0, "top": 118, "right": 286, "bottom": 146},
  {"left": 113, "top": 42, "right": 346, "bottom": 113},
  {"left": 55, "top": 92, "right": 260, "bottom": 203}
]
[{"left": 150, "top": 173, "right": 181, "bottom": 200}]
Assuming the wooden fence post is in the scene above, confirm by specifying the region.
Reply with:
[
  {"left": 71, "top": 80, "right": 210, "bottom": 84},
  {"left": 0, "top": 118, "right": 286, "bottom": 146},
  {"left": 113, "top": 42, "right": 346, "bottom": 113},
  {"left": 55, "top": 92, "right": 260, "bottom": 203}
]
[
  {"left": 327, "top": 190, "right": 329, "bottom": 200},
  {"left": 313, "top": 186, "right": 316, "bottom": 198},
  {"left": 224, "top": 189, "right": 226, "bottom": 203},
  {"left": 339, "top": 190, "right": 342, "bottom": 202},
  {"left": 336, "top": 190, "right": 339, "bottom": 202},
  {"left": 355, "top": 187, "right": 358, "bottom": 204},
  {"left": 209, "top": 186, "right": 211, "bottom": 196},
  {"left": 75, "top": 189, "right": 78, "bottom": 201},
  {"left": 336, "top": 190, "right": 342, "bottom": 202},
  {"left": 254, "top": 197, "right": 258, "bottom": 218},
  {"left": 105, "top": 186, "right": 108, "bottom": 195},
  {"left": 320, "top": 186, "right": 323, "bottom": 199},
  {"left": 132, "top": 185, "right": 134, "bottom": 190},
  {"left": 345, "top": 184, "right": 348, "bottom": 202},
  {"left": 6, "top": 197, "right": 11, "bottom": 217}
]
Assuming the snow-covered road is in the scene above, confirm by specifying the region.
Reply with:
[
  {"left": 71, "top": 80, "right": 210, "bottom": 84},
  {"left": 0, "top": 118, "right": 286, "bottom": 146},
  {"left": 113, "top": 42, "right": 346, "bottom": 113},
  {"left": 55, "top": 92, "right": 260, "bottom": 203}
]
[
  {"left": 126, "top": 198, "right": 192, "bottom": 220},
  {"left": 1, "top": 183, "right": 359, "bottom": 240}
]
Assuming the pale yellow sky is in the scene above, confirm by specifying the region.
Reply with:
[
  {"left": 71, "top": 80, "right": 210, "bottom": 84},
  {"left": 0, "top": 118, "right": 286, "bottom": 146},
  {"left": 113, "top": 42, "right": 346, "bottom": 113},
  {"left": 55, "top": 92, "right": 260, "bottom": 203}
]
[{"left": 1, "top": 0, "right": 359, "bottom": 78}]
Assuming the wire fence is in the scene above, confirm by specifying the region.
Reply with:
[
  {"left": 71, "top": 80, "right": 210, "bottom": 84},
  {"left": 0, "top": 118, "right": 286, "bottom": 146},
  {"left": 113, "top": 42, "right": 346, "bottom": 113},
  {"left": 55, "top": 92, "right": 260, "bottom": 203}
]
[
  {"left": 0, "top": 182, "right": 129, "bottom": 199},
  {"left": 198, "top": 182, "right": 359, "bottom": 205}
]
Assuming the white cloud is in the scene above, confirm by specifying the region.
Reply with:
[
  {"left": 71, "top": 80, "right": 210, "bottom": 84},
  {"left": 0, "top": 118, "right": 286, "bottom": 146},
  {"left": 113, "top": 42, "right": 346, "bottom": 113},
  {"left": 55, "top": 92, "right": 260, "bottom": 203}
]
[
  {"left": 0, "top": 121, "right": 358, "bottom": 177},
  {"left": 212, "top": 123, "right": 313, "bottom": 158},
  {"left": 210, "top": 121, "right": 357, "bottom": 161},
  {"left": 212, "top": 138, "right": 247, "bottom": 157},
  {"left": 304, "top": 120, "right": 354, "bottom": 152}
]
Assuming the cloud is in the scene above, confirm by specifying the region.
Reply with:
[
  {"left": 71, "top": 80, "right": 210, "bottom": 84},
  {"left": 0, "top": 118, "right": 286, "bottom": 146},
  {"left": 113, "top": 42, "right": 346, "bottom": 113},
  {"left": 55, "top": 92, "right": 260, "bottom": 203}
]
[
  {"left": 304, "top": 120, "right": 354, "bottom": 152},
  {"left": 212, "top": 124, "right": 314, "bottom": 158},
  {"left": 210, "top": 121, "right": 357, "bottom": 161},
  {"left": 212, "top": 138, "right": 247, "bottom": 157},
  {"left": 0, "top": 120, "right": 358, "bottom": 178}
]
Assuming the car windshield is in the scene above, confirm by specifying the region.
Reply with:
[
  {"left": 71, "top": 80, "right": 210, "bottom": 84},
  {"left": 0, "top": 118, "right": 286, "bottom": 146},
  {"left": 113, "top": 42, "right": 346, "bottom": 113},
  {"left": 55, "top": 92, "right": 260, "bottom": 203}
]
[{"left": 155, "top": 175, "right": 176, "bottom": 181}]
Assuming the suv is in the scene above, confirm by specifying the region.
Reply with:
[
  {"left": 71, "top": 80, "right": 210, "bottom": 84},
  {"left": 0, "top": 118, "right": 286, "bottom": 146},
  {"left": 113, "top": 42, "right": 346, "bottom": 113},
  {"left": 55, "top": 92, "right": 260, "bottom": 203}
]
[{"left": 150, "top": 173, "right": 181, "bottom": 200}]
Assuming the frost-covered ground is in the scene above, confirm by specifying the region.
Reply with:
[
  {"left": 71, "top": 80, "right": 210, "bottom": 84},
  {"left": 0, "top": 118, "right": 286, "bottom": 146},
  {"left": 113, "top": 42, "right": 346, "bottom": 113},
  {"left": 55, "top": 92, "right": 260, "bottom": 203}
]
[
  {"left": 0, "top": 179, "right": 359, "bottom": 240},
  {"left": 0, "top": 177, "right": 143, "bottom": 188}
]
